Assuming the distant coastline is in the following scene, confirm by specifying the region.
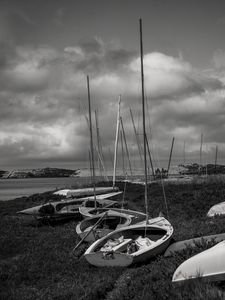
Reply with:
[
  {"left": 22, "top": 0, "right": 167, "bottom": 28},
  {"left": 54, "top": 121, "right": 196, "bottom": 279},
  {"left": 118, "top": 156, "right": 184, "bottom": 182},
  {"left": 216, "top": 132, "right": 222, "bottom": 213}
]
[{"left": 0, "top": 167, "right": 80, "bottom": 179}]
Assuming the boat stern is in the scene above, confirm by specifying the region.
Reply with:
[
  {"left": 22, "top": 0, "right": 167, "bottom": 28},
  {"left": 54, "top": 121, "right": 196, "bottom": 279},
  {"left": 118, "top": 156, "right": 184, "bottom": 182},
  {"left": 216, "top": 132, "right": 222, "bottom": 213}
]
[{"left": 84, "top": 251, "right": 133, "bottom": 267}]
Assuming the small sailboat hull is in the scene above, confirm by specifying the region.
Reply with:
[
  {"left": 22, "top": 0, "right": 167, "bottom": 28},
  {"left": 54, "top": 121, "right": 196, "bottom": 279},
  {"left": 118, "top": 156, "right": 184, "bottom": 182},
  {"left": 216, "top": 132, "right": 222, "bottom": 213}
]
[
  {"left": 76, "top": 212, "right": 130, "bottom": 243},
  {"left": 84, "top": 220, "right": 173, "bottom": 267},
  {"left": 164, "top": 232, "right": 225, "bottom": 257},
  {"left": 76, "top": 208, "right": 147, "bottom": 242},
  {"left": 85, "top": 251, "right": 134, "bottom": 267},
  {"left": 172, "top": 241, "right": 225, "bottom": 283},
  {"left": 207, "top": 201, "right": 225, "bottom": 217},
  {"left": 53, "top": 187, "right": 119, "bottom": 198},
  {"left": 17, "top": 192, "right": 121, "bottom": 221}
]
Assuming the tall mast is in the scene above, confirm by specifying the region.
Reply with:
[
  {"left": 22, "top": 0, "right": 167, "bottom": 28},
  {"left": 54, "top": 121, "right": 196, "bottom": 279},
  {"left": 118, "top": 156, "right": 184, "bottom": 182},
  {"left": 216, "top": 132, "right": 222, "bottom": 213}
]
[
  {"left": 215, "top": 145, "right": 218, "bottom": 173},
  {"left": 95, "top": 109, "right": 103, "bottom": 178},
  {"left": 87, "top": 75, "right": 96, "bottom": 203},
  {"left": 145, "top": 134, "right": 155, "bottom": 179},
  {"left": 120, "top": 129, "right": 125, "bottom": 177},
  {"left": 130, "top": 107, "right": 143, "bottom": 163},
  {"left": 95, "top": 109, "right": 108, "bottom": 181},
  {"left": 120, "top": 116, "right": 133, "bottom": 177},
  {"left": 113, "top": 96, "right": 121, "bottom": 187},
  {"left": 199, "top": 133, "right": 203, "bottom": 174},
  {"left": 167, "top": 137, "right": 175, "bottom": 176},
  {"left": 139, "top": 19, "right": 148, "bottom": 218}
]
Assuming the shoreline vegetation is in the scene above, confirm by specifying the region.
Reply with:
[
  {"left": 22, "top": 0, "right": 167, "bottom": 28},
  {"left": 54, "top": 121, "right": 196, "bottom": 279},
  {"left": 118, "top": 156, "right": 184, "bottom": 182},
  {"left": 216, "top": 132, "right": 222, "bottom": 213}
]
[
  {"left": 1, "top": 178, "right": 225, "bottom": 299},
  {"left": 0, "top": 167, "right": 80, "bottom": 179}
]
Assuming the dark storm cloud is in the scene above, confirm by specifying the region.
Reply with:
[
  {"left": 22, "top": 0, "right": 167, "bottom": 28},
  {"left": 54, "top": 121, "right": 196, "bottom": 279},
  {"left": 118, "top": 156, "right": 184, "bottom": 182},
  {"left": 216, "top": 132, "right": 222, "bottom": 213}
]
[
  {"left": 0, "top": 30, "right": 225, "bottom": 167},
  {"left": 64, "top": 37, "right": 136, "bottom": 76}
]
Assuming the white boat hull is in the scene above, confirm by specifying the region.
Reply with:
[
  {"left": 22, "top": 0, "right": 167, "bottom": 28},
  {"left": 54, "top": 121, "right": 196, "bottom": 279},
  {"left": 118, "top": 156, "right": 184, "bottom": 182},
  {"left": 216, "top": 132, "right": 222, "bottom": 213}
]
[
  {"left": 164, "top": 232, "right": 225, "bottom": 257},
  {"left": 207, "top": 201, "right": 225, "bottom": 217},
  {"left": 172, "top": 241, "right": 225, "bottom": 283},
  {"left": 17, "top": 192, "right": 121, "bottom": 221},
  {"left": 84, "top": 220, "right": 173, "bottom": 267},
  {"left": 53, "top": 186, "right": 119, "bottom": 198},
  {"left": 76, "top": 208, "right": 147, "bottom": 242}
]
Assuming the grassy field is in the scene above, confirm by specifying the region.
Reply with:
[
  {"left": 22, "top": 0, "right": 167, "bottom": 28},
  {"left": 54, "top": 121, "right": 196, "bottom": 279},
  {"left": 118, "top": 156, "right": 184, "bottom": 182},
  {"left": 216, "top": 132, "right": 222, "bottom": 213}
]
[{"left": 1, "top": 178, "right": 225, "bottom": 299}]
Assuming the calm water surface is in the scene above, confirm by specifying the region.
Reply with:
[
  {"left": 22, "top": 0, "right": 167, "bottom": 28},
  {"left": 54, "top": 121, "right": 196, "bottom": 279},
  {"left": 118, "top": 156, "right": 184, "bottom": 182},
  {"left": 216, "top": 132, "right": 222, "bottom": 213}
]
[{"left": 0, "top": 177, "right": 94, "bottom": 201}]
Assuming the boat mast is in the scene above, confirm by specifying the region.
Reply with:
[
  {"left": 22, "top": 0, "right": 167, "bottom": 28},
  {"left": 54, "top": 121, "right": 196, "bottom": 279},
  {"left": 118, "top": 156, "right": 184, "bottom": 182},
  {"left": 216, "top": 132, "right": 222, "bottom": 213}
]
[
  {"left": 167, "top": 137, "right": 175, "bottom": 177},
  {"left": 199, "top": 133, "right": 203, "bottom": 175},
  {"left": 183, "top": 141, "right": 186, "bottom": 165},
  {"left": 215, "top": 145, "right": 218, "bottom": 173},
  {"left": 120, "top": 116, "right": 133, "bottom": 177},
  {"left": 87, "top": 75, "right": 96, "bottom": 204},
  {"left": 120, "top": 128, "right": 125, "bottom": 177},
  {"left": 145, "top": 134, "right": 155, "bottom": 179},
  {"left": 130, "top": 107, "right": 143, "bottom": 163},
  {"left": 139, "top": 19, "right": 148, "bottom": 219},
  {"left": 95, "top": 109, "right": 108, "bottom": 181},
  {"left": 113, "top": 95, "right": 121, "bottom": 188}
]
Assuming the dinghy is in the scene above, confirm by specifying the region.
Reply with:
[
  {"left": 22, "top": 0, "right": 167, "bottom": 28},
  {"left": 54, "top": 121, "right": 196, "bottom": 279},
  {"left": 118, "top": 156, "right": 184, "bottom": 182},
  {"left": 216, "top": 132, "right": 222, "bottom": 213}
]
[
  {"left": 76, "top": 208, "right": 147, "bottom": 242},
  {"left": 17, "top": 191, "right": 121, "bottom": 221},
  {"left": 172, "top": 241, "right": 225, "bottom": 283},
  {"left": 207, "top": 201, "right": 225, "bottom": 217},
  {"left": 53, "top": 186, "right": 119, "bottom": 198},
  {"left": 164, "top": 232, "right": 225, "bottom": 257},
  {"left": 84, "top": 217, "right": 173, "bottom": 267}
]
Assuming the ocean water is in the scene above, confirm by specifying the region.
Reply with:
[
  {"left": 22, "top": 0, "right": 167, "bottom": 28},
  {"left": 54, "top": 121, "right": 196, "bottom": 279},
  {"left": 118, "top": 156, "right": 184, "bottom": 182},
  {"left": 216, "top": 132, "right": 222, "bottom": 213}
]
[
  {"left": 0, "top": 177, "right": 94, "bottom": 201},
  {"left": 0, "top": 165, "right": 181, "bottom": 201}
]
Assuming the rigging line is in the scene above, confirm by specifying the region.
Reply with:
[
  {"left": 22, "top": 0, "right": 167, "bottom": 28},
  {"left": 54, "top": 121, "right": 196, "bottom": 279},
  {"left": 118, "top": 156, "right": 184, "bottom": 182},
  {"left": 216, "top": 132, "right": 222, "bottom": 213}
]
[
  {"left": 79, "top": 101, "right": 108, "bottom": 182},
  {"left": 154, "top": 144, "right": 170, "bottom": 219},
  {"left": 139, "top": 19, "right": 149, "bottom": 238},
  {"left": 87, "top": 76, "right": 96, "bottom": 207},
  {"left": 130, "top": 107, "right": 143, "bottom": 163},
  {"left": 120, "top": 128, "right": 125, "bottom": 177},
  {"left": 120, "top": 116, "right": 133, "bottom": 177},
  {"left": 119, "top": 172, "right": 128, "bottom": 225},
  {"left": 145, "top": 89, "right": 159, "bottom": 171},
  {"left": 144, "top": 91, "right": 169, "bottom": 218},
  {"left": 95, "top": 109, "right": 109, "bottom": 181},
  {"left": 84, "top": 115, "right": 108, "bottom": 180}
]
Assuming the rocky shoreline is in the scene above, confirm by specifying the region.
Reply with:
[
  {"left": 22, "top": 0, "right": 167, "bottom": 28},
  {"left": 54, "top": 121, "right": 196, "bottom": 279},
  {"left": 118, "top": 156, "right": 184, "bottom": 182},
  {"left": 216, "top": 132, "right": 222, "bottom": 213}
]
[{"left": 0, "top": 167, "right": 80, "bottom": 179}]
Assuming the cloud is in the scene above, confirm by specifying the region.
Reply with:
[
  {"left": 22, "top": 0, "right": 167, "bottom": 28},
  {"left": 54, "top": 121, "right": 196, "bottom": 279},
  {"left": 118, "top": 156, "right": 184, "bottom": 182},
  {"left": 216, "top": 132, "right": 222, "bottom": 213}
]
[
  {"left": 0, "top": 36, "right": 225, "bottom": 169},
  {"left": 130, "top": 52, "right": 222, "bottom": 100},
  {"left": 213, "top": 49, "right": 225, "bottom": 69}
]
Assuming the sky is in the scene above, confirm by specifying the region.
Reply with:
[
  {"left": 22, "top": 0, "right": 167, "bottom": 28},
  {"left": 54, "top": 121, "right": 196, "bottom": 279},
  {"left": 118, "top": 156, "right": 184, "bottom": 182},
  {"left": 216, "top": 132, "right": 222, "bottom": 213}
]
[{"left": 0, "top": 0, "right": 225, "bottom": 172}]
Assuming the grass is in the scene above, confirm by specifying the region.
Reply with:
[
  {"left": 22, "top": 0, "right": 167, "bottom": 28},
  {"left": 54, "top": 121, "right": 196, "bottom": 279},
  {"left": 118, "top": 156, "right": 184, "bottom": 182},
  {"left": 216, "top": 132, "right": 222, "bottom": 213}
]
[{"left": 1, "top": 179, "right": 225, "bottom": 299}]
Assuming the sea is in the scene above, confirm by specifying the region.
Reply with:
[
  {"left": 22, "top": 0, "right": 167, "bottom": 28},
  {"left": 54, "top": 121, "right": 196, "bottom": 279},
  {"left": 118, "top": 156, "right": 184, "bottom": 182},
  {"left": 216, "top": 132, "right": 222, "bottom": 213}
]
[
  {"left": 0, "top": 165, "right": 181, "bottom": 201},
  {"left": 0, "top": 177, "right": 95, "bottom": 201}
]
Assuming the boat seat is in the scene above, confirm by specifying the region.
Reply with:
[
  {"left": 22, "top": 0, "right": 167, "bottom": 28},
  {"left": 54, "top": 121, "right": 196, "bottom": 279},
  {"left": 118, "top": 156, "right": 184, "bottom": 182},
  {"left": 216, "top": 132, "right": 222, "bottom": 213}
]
[{"left": 113, "top": 238, "right": 133, "bottom": 252}]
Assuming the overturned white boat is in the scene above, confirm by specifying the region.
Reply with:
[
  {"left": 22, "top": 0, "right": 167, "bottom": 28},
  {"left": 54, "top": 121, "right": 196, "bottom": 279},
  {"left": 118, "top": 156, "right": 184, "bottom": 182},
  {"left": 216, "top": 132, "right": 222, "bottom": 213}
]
[
  {"left": 172, "top": 241, "right": 225, "bottom": 283},
  {"left": 76, "top": 208, "right": 146, "bottom": 242},
  {"left": 53, "top": 186, "right": 119, "bottom": 198},
  {"left": 17, "top": 191, "right": 121, "bottom": 221},
  {"left": 207, "top": 201, "right": 225, "bottom": 217},
  {"left": 164, "top": 232, "right": 225, "bottom": 257},
  {"left": 84, "top": 217, "right": 173, "bottom": 267}
]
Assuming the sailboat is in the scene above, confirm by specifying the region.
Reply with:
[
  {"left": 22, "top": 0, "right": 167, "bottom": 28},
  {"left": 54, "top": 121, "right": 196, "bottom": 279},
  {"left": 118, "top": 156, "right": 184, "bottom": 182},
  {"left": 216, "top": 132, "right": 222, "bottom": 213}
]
[
  {"left": 76, "top": 207, "right": 147, "bottom": 242},
  {"left": 17, "top": 191, "right": 121, "bottom": 222},
  {"left": 83, "top": 19, "right": 173, "bottom": 267},
  {"left": 75, "top": 96, "right": 146, "bottom": 242}
]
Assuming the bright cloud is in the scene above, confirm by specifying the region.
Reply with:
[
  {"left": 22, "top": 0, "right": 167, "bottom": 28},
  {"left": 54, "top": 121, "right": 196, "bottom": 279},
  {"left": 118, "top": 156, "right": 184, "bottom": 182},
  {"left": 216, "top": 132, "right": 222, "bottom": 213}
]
[{"left": 0, "top": 37, "right": 225, "bottom": 169}]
